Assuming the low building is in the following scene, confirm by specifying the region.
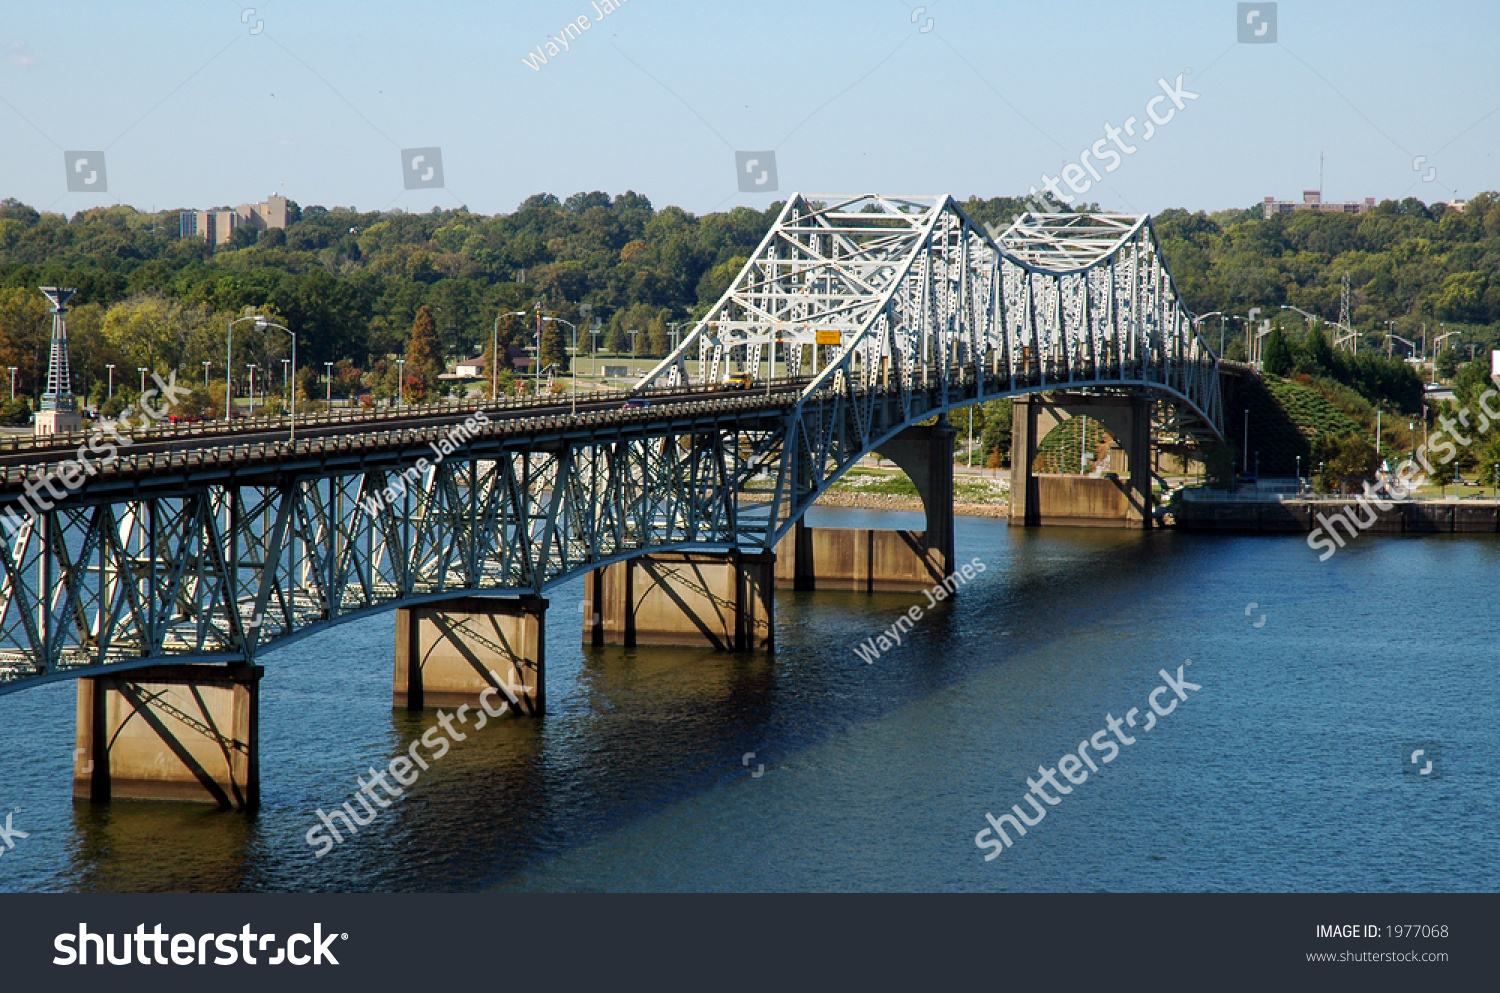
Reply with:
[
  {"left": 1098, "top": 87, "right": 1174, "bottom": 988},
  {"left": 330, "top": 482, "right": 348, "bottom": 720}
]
[
  {"left": 1263, "top": 191, "right": 1375, "bottom": 219},
  {"left": 453, "top": 355, "right": 486, "bottom": 378},
  {"left": 180, "top": 194, "right": 290, "bottom": 246},
  {"left": 504, "top": 345, "right": 534, "bottom": 373}
]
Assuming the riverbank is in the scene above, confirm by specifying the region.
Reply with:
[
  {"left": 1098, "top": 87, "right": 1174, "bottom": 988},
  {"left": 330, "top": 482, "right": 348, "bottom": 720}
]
[
  {"left": 817, "top": 465, "right": 1010, "bottom": 518},
  {"left": 812, "top": 489, "right": 1010, "bottom": 518}
]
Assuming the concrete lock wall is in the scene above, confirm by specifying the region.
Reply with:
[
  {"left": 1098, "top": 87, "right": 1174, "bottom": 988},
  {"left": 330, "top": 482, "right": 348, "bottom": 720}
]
[
  {"left": 582, "top": 551, "right": 774, "bottom": 652},
  {"left": 1175, "top": 498, "right": 1500, "bottom": 533},
  {"left": 773, "top": 522, "right": 946, "bottom": 592},
  {"left": 394, "top": 596, "right": 546, "bottom": 715},
  {"left": 1010, "top": 393, "right": 1153, "bottom": 529},
  {"left": 74, "top": 664, "right": 262, "bottom": 809}
]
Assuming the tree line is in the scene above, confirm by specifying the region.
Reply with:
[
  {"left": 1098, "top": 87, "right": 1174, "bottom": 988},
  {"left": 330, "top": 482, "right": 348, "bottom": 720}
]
[{"left": 1, "top": 191, "right": 1497, "bottom": 420}]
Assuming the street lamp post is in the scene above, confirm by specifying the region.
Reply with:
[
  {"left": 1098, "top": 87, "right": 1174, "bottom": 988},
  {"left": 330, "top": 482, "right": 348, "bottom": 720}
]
[
  {"left": 254, "top": 318, "right": 297, "bottom": 443},
  {"left": 6, "top": 367, "right": 15, "bottom": 401},
  {"left": 202, "top": 361, "right": 211, "bottom": 387},
  {"left": 492, "top": 310, "right": 525, "bottom": 400},
  {"left": 325, "top": 362, "right": 333, "bottom": 405},
  {"left": 246, "top": 365, "right": 257, "bottom": 415},
  {"left": 105, "top": 364, "right": 114, "bottom": 399},
  {"left": 1194, "top": 311, "right": 1227, "bottom": 358},
  {"left": 137, "top": 367, "right": 147, "bottom": 395},
  {"left": 590, "top": 330, "right": 602, "bottom": 378},
  {"left": 396, "top": 359, "right": 405, "bottom": 406},
  {"left": 1432, "top": 328, "right": 1461, "bottom": 382},
  {"left": 226, "top": 314, "right": 264, "bottom": 423},
  {"left": 626, "top": 330, "right": 640, "bottom": 378},
  {"left": 542, "top": 317, "right": 578, "bottom": 412}
]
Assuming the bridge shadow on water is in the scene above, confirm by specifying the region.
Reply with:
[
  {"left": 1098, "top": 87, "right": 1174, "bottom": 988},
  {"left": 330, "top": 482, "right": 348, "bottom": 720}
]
[{"left": 39, "top": 513, "right": 1205, "bottom": 892}]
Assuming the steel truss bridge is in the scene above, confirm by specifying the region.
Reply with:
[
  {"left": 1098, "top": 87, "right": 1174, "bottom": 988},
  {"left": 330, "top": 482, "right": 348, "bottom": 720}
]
[{"left": 0, "top": 194, "right": 1220, "bottom": 694}]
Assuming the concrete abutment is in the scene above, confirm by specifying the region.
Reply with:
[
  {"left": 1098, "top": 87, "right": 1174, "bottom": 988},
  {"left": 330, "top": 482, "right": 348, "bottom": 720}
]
[
  {"left": 394, "top": 595, "right": 546, "bottom": 716},
  {"left": 74, "top": 664, "right": 262, "bottom": 809},
  {"left": 582, "top": 550, "right": 775, "bottom": 652}
]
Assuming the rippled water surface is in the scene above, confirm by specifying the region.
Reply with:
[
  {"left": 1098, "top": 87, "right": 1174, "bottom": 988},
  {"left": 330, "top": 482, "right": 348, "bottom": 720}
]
[{"left": 0, "top": 508, "right": 1495, "bottom": 892}]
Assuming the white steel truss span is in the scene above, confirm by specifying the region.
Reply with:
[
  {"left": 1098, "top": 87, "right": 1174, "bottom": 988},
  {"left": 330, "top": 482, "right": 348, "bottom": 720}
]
[
  {"left": 0, "top": 196, "right": 1221, "bottom": 692},
  {"left": 640, "top": 193, "right": 1221, "bottom": 538}
]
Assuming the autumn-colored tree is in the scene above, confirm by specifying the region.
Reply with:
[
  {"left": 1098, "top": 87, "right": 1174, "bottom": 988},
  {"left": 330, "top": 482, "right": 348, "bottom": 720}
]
[{"left": 405, "top": 305, "right": 444, "bottom": 386}]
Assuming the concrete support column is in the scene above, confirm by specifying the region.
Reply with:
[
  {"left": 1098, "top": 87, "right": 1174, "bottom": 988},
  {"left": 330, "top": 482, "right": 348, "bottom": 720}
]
[
  {"left": 1123, "top": 395, "right": 1153, "bottom": 529},
  {"left": 74, "top": 664, "right": 262, "bottom": 809},
  {"left": 1009, "top": 393, "right": 1154, "bottom": 529},
  {"left": 878, "top": 418, "right": 956, "bottom": 577},
  {"left": 773, "top": 520, "right": 946, "bottom": 592},
  {"left": 1009, "top": 394, "right": 1043, "bottom": 526},
  {"left": 394, "top": 595, "right": 545, "bottom": 716},
  {"left": 582, "top": 550, "right": 774, "bottom": 652}
]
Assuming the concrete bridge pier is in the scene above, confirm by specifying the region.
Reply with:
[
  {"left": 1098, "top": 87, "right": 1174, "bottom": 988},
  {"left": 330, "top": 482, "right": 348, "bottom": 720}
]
[
  {"left": 582, "top": 550, "right": 775, "bottom": 652},
  {"left": 1010, "top": 393, "right": 1153, "bottom": 528},
  {"left": 394, "top": 596, "right": 546, "bottom": 715},
  {"left": 73, "top": 664, "right": 263, "bottom": 809},
  {"left": 775, "top": 419, "right": 956, "bottom": 592}
]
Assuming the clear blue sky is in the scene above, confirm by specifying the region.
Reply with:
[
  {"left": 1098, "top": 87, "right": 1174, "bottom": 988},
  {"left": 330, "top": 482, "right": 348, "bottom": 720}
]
[{"left": 1, "top": 0, "right": 1495, "bottom": 217}]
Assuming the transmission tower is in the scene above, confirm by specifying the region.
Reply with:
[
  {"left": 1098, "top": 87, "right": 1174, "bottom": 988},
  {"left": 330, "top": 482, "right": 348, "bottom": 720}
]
[{"left": 1333, "top": 273, "right": 1358, "bottom": 353}]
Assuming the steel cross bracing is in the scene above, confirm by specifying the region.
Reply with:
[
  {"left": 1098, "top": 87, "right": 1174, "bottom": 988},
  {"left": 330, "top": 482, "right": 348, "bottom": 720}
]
[
  {"left": 0, "top": 196, "right": 1219, "bottom": 692},
  {"left": 639, "top": 194, "right": 1222, "bottom": 540}
]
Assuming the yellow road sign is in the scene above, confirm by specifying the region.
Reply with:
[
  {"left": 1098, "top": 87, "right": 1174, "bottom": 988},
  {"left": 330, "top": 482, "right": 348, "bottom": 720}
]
[{"left": 815, "top": 330, "right": 842, "bottom": 346}]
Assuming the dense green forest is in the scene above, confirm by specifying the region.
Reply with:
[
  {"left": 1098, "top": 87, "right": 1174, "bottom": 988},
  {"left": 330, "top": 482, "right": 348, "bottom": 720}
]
[{"left": 0, "top": 190, "right": 1495, "bottom": 413}]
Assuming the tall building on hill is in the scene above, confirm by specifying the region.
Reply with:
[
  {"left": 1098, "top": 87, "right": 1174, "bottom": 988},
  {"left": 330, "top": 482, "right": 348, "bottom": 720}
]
[
  {"left": 180, "top": 194, "right": 289, "bottom": 246},
  {"left": 1263, "top": 190, "right": 1375, "bottom": 219}
]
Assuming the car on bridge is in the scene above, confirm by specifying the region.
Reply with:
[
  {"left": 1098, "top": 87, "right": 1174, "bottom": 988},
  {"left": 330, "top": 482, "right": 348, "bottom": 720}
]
[
  {"left": 621, "top": 398, "right": 653, "bottom": 410},
  {"left": 725, "top": 372, "right": 755, "bottom": 390}
]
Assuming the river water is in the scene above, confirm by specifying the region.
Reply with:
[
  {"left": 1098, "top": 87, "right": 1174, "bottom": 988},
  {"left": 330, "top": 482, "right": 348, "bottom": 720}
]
[{"left": 0, "top": 507, "right": 1495, "bottom": 892}]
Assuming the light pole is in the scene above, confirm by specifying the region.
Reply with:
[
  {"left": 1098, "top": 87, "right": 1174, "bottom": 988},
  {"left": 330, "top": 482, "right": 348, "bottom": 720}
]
[
  {"left": 542, "top": 316, "right": 578, "bottom": 412},
  {"left": 1433, "top": 328, "right": 1461, "bottom": 382},
  {"left": 325, "top": 362, "right": 333, "bottom": 405},
  {"left": 137, "top": 367, "right": 147, "bottom": 395},
  {"left": 667, "top": 321, "right": 689, "bottom": 356},
  {"left": 492, "top": 309, "right": 525, "bottom": 399},
  {"left": 590, "top": 330, "right": 602, "bottom": 378},
  {"left": 1195, "top": 311, "right": 1227, "bottom": 358},
  {"left": 106, "top": 364, "right": 114, "bottom": 399},
  {"left": 226, "top": 314, "right": 263, "bottom": 422},
  {"left": 256, "top": 318, "right": 296, "bottom": 443},
  {"left": 202, "top": 361, "right": 211, "bottom": 387},
  {"left": 626, "top": 330, "right": 640, "bottom": 378},
  {"left": 6, "top": 367, "right": 14, "bottom": 401},
  {"left": 246, "top": 364, "right": 258, "bottom": 415},
  {"left": 396, "top": 359, "right": 405, "bottom": 406},
  {"left": 1386, "top": 333, "right": 1417, "bottom": 359}
]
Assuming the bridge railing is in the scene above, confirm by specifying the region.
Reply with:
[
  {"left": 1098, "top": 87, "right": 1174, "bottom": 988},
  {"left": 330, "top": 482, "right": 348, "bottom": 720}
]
[{"left": 0, "top": 378, "right": 797, "bottom": 461}]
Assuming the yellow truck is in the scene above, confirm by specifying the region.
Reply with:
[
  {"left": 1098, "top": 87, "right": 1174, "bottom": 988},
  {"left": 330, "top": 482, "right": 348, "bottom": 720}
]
[{"left": 725, "top": 372, "right": 756, "bottom": 390}]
